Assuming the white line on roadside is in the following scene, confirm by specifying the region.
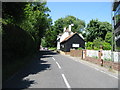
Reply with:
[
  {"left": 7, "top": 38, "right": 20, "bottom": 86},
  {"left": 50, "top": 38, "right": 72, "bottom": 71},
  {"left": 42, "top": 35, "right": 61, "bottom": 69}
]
[
  {"left": 73, "top": 59, "right": 118, "bottom": 79},
  {"left": 61, "top": 74, "right": 71, "bottom": 89},
  {"left": 56, "top": 62, "right": 62, "bottom": 69},
  {"left": 52, "top": 57, "right": 56, "bottom": 61},
  {"left": 100, "top": 70, "right": 118, "bottom": 79}
]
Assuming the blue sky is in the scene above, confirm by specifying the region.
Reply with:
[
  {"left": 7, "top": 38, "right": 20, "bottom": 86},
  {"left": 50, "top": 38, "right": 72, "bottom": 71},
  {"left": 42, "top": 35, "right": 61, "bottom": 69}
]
[{"left": 46, "top": 2, "right": 112, "bottom": 25}]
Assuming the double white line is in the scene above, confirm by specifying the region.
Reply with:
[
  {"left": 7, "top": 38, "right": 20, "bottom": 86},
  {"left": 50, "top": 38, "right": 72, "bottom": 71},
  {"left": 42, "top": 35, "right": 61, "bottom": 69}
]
[{"left": 52, "top": 57, "right": 71, "bottom": 89}]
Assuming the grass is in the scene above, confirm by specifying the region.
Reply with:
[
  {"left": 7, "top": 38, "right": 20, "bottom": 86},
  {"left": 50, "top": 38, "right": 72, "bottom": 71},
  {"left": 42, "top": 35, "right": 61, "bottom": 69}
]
[
  {"left": 48, "top": 47, "right": 57, "bottom": 51},
  {"left": 104, "top": 58, "right": 112, "bottom": 61},
  {"left": 92, "top": 56, "right": 98, "bottom": 59}
]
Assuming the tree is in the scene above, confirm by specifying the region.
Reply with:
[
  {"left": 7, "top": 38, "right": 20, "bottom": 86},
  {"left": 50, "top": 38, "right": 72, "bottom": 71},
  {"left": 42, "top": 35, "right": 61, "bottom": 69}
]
[
  {"left": 42, "top": 26, "right": 57, "bottom": 47},
  {"left": 2, "top": 2, "right": 28, "bottom": 24},
  {"left": 2, "top": 2, "right": 51, "bottom": 38},
  {"left": 54, "top": 15, "right": 85, "bottom": 35},
  {"left": 86, "top": 19, "right": 112, "bottom": 42},
  {"left": 93, "top": 37, "right": 111, "bottom": 50},
  {"left": 105, "top": 32, "right": 112, "bottom": 45},
  {"left": 43, "top": 15, "right": 85, "bottom": 47}
]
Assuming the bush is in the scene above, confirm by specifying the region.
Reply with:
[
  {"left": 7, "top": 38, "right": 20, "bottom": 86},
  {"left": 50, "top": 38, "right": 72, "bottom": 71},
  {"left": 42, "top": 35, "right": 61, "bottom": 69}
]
[
  {"left": 93, "top": 47, "right": 99, "bottom": 50},
  {"left": 92, "top": 38, "right": 111, "bottom": 50},
  {"left": 77, "top": 47, "right": 83, "bottom": 50},
  {"left": 86, "top": 47, "right": 93, "bottom": 50},
  {"left": 86, "top": 42, "right": 93, "bottom": 49},
  {"left": 102, "top": 42, "right": 111, "bottom": 50},
  {"left": 48, "top": 47, "right": 57, "bottom": 50}
]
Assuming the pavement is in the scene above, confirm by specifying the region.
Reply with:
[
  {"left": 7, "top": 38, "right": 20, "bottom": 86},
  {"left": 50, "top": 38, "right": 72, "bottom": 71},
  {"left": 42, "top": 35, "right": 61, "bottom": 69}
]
[{"left": 2, "top": 50, "right": 119, "bottom": 89}]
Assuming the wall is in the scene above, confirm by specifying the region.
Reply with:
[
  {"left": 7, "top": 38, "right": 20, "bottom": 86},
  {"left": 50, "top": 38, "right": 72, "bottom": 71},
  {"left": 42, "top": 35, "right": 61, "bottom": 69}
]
[
  {"left": 86, "top": 50, "right": 119, "bottom": 62},
  {"left": 86, "top": 50, "right": 99, "bottom": 58},
  {"left": 83, "top": 50, "right": 120, "bottom": 71}
]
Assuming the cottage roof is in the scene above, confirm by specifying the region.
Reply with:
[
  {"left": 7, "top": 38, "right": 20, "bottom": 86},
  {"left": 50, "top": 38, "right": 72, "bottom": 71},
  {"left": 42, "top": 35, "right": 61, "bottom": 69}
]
[
  {"left": 61, "top": 33, "right": 76, "bottom": 43},
  {"left": 61, "top": 33, "right": 84, "bottom": 43}
]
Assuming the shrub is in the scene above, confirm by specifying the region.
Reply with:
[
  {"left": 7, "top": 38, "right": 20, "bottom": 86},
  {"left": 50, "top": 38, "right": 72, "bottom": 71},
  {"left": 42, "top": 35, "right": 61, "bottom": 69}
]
[
  {"left": 86, "top": 47, "right": 93, "bottom": 50},
  {"left": 102, "top": 42, "right": 111, "bottom": 50},
  {"left": 77, "top": 47, "right": 83, "bottom": 50},
  {"left": 86, "top": 42, "right": 93, "bottom": 49}
]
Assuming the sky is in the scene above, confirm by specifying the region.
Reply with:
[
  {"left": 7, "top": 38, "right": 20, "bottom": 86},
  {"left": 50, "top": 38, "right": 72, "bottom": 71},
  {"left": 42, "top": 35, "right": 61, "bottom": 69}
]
[{"left": 46, "top": 2, "right": 113, "bottom": 25}]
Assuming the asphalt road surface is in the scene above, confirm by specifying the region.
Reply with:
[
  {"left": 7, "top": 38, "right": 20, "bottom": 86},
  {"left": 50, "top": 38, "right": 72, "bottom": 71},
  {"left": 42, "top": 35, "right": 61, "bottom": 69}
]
[{"left": 3, "top": 50, "right": 118, "bottom": 89}]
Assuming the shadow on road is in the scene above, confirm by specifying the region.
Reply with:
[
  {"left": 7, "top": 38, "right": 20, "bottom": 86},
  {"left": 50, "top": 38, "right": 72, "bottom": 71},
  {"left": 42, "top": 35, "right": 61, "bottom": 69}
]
[{"left": 2, "top": 50, "right": 57, "bottom": 89}]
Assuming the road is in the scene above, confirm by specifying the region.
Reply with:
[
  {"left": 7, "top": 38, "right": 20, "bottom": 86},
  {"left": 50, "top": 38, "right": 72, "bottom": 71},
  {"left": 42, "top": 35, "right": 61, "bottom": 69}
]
[{"left": 3, "top": 50, "right": 118, "bottom": 89}]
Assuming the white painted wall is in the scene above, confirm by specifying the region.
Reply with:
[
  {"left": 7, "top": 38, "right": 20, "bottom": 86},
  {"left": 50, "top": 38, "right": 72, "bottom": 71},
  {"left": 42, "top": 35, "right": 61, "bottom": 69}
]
[
  {"left": 86, "top": 50, "right": 99, "bottom": 58},
  {"left": 86, "top": 50, "right": 120, "bottom": 62},
  {"left": 102, "top": 50, "right": 111, "bottom": 60}
]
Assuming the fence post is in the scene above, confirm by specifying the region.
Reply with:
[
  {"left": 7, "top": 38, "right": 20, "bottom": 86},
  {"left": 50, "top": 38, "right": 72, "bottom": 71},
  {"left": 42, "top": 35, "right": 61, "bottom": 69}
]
[
  {"left": 82, "top": 49, "right": 86, "bottom": 59},
  {"left": 99, "top": 46, "right": 103, "bottom": 66}
]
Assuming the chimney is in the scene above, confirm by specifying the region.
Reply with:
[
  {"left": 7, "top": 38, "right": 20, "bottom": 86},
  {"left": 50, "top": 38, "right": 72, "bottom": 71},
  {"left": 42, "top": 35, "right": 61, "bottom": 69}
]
[
  {"left": 69, "top": 25, "right": 71, "bottom": 32},
  {"left": 69, "top": 24, "right": 74, "bottom": 32},
  {"left": 64, "top": 27, "right": 66, "bottom": 32}
]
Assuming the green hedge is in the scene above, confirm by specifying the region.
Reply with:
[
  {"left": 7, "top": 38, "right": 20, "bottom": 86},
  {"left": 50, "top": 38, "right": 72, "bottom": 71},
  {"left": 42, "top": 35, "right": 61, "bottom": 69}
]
[{"left": 2, "top": 24, "right": 37, "bottom": 81}]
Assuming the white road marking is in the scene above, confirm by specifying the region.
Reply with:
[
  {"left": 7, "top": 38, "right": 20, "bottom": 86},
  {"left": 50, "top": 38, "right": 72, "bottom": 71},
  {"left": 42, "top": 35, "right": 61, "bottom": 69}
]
[
  {"left": 52, "top": 57, "right": 56, "bottom": 61},
  {"left": 56, "top": 62, "right": 62, "bottom": 69},
  {"left": 52, "top": 57, "right": 62, "bottom": 69},
  {"left": 61, "top": 74, "right": 71, "bottom": 89}
]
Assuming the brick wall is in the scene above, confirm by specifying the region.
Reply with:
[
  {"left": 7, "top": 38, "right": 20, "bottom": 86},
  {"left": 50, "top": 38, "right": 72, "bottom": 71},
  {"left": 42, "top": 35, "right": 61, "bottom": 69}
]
[
  {"left": 83, "top": 50, "right": 120, "bottom": 71},
  {"left": 61, "top": 49, "right": 120, "bottom": 71},
  {"left": 83, "top": 56, "right": 101, "bottom": 65},
  {"left": 83, "top": 56, "right": 120, "bottom": 71},
  {"left": 70, "top": 50, "right": 82, "bottom": 57}
]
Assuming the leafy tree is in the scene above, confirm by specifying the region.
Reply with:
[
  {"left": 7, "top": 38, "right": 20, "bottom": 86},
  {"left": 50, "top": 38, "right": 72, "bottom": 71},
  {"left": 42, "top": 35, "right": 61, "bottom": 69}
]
[
  {"left": 85, "top": 42, "right": 93, "bottom": 49},
  {"left": 105, "top": 32, "right": 112, "bottom": 45},
  {"left": 43, "top": 15, "right": 85, "bottom": 47},
  {"left": 2, "top": 2, "right": 28, "bottom": 24},
  {"left": 43, "top": 26, "right": 57, "bottom": 47},
  {"left": 54, "top": 15, "right": 85, "bottom": 35},
  {"left": 93, "top": 38, "right": 104, "bottom": 50},
  {"left": 86, "top": 19, "right": 112, "bottom": 42},
  {"left": 2, "top": 2, "right": 52, "bottom": 60},
  {"left": 93, "top": 37, "right": 111, "bottom": 50},
  {"left": 102, "top": 42, "right": 111, "bottom": 50}
]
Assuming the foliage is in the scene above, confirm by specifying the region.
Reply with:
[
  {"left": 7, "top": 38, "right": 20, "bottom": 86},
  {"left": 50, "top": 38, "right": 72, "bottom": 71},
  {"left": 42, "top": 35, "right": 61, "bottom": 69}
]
[
  {"left": 93, "top": 38, "right": 111, "bottom": 50},
  {"left": 102, "top": 42, "right": 112, "bottom": 50},
  {"left": 86, "top": 38, "right": 112, "bottom": 50},
  {"left": 43, "top": 15, "right": 85, "bottom": 47},
  {"left": 105, "top": 32, "right": 112, "bottom": 45},
  {"left": 104, "top": 58, "right": 112, "bottom": 61},
  {"left": 86, "top": 19, "right": 112, "bottom": 42},
  {"left": 48, "top": 47, "right": 57, "bottom": 51},
  {"left": 42, "top": 26, "right": 57, "bottom": 47},
  {"left": 92, "top": 56, "right": 98, "bottom": 59},
  {"left": 2, "top": 2, "right": 51, "bottom": 50},
  {"left": 2, "top": 2, "right": 28, "bottom": 24},
  {"left": 2, "top": 24, "right": 36, "bottom": 62},
  {"left": 93, "top": 38, "right": 104, "bottom": 49},
  {"left": 77, "top": 47, "right": 84, "bottom": 50},
  {"left": 41, "top": 38, "right": 47, "bottom": 47},
  {"left": 54, "top": 15, "right": 85, "bottom": 34},
  {"left": 85, "top": 42, "right": 93, "bottom": 49},
  {"left": 2, "top": 2, "right": 52, "bottom": 81}
]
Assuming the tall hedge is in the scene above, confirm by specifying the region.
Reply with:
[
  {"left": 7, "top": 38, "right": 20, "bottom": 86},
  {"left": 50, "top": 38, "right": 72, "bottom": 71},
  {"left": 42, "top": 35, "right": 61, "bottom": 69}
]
[{"left": 2, "top": 24, "right": 36, "bottom": 63}]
